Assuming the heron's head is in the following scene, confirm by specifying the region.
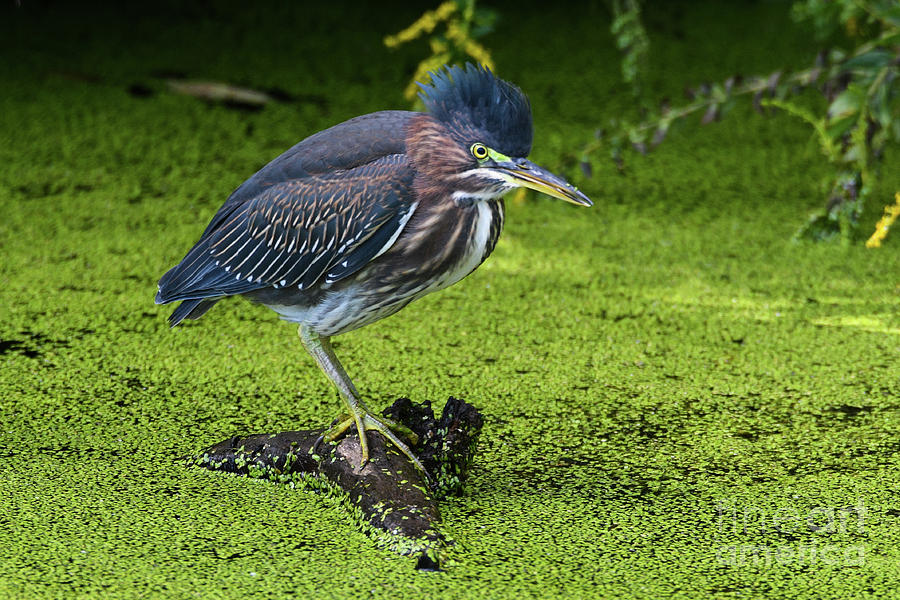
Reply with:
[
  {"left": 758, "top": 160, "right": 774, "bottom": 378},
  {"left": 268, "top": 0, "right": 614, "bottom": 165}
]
[{"left": 415, "top": 63, "right": 592, "bottom": 207}]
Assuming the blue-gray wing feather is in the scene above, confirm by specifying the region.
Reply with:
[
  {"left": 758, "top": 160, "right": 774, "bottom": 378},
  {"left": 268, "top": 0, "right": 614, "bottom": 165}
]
[
  {"left": 199, "top": 110, "right": 415, "bottom": 238},
  {"left": 156, "top": 110, "right": 418, "bottom": 326},
  {"left": 156, "top": 153, "right": 417, "bottom": 309}
]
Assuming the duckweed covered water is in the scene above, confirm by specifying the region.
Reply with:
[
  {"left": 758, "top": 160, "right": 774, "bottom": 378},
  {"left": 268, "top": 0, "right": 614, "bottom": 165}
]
[{"left": 2, "top": 1, "right": 900, "bottom": 598}]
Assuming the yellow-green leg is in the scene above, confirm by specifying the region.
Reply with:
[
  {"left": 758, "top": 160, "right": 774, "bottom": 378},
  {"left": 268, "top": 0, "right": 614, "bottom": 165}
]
[{"left": 299, "top": 324, "right": 426, "bottom": 474}]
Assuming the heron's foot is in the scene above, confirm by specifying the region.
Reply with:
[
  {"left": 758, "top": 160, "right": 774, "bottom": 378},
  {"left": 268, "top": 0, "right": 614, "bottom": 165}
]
[{"left": 320, "top": 410, "right": 426, "bottom": 475}]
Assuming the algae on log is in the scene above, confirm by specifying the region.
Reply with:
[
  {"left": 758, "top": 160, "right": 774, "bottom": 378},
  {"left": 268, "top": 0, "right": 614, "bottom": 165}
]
[{"left": 188, "top": 397, "right": 483, "bottom": 570}]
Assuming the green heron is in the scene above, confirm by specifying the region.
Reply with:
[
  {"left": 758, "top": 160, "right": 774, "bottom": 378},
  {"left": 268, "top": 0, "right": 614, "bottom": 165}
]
[{"left": 156, "top": 64, "right": 592, "bottom": 473}]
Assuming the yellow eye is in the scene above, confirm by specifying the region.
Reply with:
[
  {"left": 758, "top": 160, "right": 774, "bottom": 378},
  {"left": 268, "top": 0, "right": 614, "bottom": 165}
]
[{"left": 470, "top": 143, "right": 489, "bottom": 160}]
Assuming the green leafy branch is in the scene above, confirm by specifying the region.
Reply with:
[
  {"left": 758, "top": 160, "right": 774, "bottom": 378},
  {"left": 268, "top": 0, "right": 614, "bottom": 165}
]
[
  {"left": 610, "top": 0, "right": 649, "bottom": 98},
  {"left": 586, "top": 0, "right": 900, "bottom": 244}
]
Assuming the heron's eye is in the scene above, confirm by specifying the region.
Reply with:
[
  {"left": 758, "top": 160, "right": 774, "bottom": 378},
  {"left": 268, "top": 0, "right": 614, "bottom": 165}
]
[{"left": 470, "top": 143, "right": 489, "bottom": 161}]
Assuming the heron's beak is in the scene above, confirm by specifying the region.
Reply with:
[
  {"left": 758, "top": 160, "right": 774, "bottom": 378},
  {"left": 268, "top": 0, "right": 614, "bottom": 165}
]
[{"left": 493, "top": 159, "right": 593, "bottom": 207}]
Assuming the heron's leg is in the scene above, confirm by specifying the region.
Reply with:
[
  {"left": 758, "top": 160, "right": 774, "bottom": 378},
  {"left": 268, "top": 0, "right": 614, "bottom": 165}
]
[{"left": 298, "top": 324, "right": 425, "bottom": 474}]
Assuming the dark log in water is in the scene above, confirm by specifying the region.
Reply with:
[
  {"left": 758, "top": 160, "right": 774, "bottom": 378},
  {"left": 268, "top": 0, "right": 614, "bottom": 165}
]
[{"left": 188, "top": 397, "right": 483, "bottom": 570}]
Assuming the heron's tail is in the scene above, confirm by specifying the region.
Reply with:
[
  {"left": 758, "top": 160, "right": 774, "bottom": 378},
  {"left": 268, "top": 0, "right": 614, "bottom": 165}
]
[{"left": 162, "top": 298, "right": 219, "bottom": 327}]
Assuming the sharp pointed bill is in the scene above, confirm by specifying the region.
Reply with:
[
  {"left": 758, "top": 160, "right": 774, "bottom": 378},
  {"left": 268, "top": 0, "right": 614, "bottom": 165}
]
[{"left": 490, "top": 159, "right": 593, "bottom": 207}]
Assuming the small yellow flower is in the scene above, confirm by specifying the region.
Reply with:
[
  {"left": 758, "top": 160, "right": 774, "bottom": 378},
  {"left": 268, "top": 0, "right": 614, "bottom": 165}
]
[
  {"left": 866, "top": 192, "right": 900, "bottom": 248},
  {"left": 463, "top": 40, "right": 494, "bottom": 70},
  {"left": 384, "top": 1, "right": 457, "bottom": 48},
  {"left": 511, "top": 188, "right": 528, "bottom": 206},
  {"left": 385, "top": 1, "right": 497, "bottom": 105}
]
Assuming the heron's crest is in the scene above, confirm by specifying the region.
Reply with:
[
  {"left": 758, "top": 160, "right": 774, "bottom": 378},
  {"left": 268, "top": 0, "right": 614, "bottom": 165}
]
[{"left": 418, "top": 63, "right": 533, "bottom": 158}]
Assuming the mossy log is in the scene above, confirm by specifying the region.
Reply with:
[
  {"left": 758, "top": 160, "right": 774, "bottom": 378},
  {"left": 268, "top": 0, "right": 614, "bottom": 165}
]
[{"left": 188, "top": 397, "right": 483, "bottom": 570}]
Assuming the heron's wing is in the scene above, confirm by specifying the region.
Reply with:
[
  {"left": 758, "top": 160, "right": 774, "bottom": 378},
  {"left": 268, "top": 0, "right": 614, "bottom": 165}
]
[
  {"left": 200, "top": 110, "right": 416, "bottom": 238},
  {"left": 156, "top": 153, "right": 417, "bottom": 303}
]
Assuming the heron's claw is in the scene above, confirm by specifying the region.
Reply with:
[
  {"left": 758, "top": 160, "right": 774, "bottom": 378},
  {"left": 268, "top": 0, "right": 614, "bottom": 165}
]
[{"left": 314, "top": 410, "right": 426, "bottom": 476}]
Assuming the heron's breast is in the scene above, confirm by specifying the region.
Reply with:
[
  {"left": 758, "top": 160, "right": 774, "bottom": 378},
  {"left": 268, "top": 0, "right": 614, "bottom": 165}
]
[
  {"left": 439, "top": 197, "right": 504, "bottom": 288},
  {"left": 395, "top": 197, "right": 504, "bottom": 290}
]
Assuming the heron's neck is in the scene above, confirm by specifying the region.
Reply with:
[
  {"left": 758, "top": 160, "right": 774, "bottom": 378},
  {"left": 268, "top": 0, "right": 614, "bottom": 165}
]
[{"left": 451, "top": 189, "right": 507, "bottom": 208}]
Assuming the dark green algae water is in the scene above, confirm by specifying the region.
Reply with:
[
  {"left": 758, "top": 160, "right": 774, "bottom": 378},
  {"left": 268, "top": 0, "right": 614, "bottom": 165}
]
[{"left": 2, "top": 1, "right": 900, "bottom": 598}]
